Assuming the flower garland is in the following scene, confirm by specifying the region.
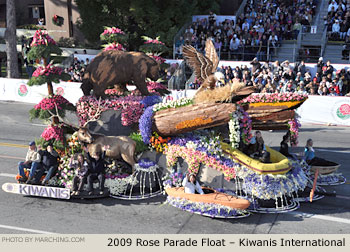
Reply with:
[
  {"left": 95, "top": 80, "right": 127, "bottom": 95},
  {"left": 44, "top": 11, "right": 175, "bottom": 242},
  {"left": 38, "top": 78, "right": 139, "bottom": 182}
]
[
  {"left": 166, "top": 196, "right": 248, "bottom": 218},
  {"left": 288, "top": 118, "right": 301, "bottom": 147},
  {"left": 76, "top": 95, "right": 144, "bottom": 126},
  {"left": 139, "top": 105, "right": 154, "bottom": 144},
  {"left": 165, "top": 133, "right": 235, "bottom": 180},
  {"left": 153, "top": 98, "right": 193, "bottom": 112},
  {"left": 228, "top": 113, "right": 240, "bottom": 148},
  {"left": 228, "top": 106, "right": 252, "bottom": 148},
  {"left": 238, "top": 92, "right": 308, "bottom": 104}
]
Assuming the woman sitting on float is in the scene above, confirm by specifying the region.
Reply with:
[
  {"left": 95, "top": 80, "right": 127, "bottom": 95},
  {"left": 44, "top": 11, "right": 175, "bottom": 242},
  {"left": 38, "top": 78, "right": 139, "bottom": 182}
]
[
  {"left": 246, "top": 131, "right": 270, "bottom": 163},
  {"left": 279, "top": 132, "right": 297, "bottom": 159},
  {"left": 69, "top": 153, "right": 89, "bottom": 196},
  {"left": 182, "top": 173, "right": 204, "bottom": 195},
  {"left": 304, "top": 139, "right": 335, "bottom": 166}
]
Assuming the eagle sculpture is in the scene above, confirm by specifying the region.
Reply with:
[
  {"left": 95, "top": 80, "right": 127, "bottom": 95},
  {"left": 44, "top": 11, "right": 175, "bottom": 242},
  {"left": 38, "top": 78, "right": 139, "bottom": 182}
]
[{"left": 182, "top": 39, "right": 255, "bottom": 103}]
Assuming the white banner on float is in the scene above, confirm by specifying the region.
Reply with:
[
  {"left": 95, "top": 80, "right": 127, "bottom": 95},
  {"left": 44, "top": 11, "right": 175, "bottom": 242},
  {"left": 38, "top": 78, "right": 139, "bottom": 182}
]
[
  {"left": 0, "top": 78, "right": 83, "bottom": 105},
  {"left": 297, "top": 95, "right": 350, "bottom": 126}
]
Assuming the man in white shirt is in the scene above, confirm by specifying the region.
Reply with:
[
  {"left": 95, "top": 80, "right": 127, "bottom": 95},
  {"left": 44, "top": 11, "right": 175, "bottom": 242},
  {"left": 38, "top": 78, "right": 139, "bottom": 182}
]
[
  {"left": 229, "top": 34, "right": 240, "bottom": 59},
  {"left": 332, "top": 20, "right": 341, "bottom": 40},
  {"left": 18, "top": 141, "right": 41, "bottom": 183},
  {"left": 182, "top": 174, "right": 204, "bottom": 194},
  {"left": 242, "top": 20, "right": 250, "bottom": 31}
]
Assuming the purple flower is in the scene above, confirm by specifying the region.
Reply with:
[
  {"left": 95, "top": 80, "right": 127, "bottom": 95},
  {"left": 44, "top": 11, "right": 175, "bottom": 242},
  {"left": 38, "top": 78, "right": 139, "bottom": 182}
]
[
  {"left": 141, "top": 95, "right": 162, "bottom": 108},
  {"left": 139, "top": 105, "right": 154, "bottom": 144}
]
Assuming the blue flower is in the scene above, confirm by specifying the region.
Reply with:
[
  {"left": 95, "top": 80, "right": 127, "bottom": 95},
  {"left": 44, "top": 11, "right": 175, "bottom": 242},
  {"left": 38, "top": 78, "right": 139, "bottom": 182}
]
[
  {"left": 141, "top": 95, "right": 162, "bottom": 108},
  {"left": 139, "top": 105, "right": 154, "bottom": 144}
]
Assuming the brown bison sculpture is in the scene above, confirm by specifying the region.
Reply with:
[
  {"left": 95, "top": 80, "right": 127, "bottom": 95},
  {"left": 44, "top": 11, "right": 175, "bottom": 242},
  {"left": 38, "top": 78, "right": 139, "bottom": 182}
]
[{"left": 81, "top": 50, "right": 160, "bottom": 97}]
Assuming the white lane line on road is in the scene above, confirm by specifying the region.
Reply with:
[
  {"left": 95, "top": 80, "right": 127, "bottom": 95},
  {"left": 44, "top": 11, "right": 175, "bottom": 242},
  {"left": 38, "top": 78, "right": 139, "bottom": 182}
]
[
  {"left": 0, "top": 224, "right": 56, "bottom": 234},
  {"left": 29, "top": 123, "right": 47, "bottom": 127},
  {"left": 0, "top": 173, "right": 16, "bottom": 178},
  {"left": 286, "top": 211, "right": 350, "bottom": 225},
  {"left": 316, "top": 149, "right": 350, "bottom": 154},
  {"left": 0, "top": 154, "right": 23, "bottom": 160}
]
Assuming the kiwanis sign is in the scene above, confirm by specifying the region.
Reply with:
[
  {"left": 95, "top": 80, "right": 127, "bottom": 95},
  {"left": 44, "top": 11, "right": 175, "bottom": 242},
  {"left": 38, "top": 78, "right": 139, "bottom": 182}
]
[{"left": 2, "top": 183, "right": 70, "bottom": 200}]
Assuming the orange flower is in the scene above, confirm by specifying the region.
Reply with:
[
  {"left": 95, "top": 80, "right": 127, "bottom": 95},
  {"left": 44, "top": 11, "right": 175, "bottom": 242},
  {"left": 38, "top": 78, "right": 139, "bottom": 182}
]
[{"left": 176, "top": 117, "right": 213, "bottom": 130}]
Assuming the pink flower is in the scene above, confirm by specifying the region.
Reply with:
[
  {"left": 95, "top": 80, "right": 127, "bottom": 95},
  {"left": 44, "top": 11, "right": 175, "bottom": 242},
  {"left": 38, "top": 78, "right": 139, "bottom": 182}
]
[
  {"left": 103, "top": 42, "right": 125, "bottom": 51},
  {"left": 41, "top": 125, "right": 64, "bottom": 142}
]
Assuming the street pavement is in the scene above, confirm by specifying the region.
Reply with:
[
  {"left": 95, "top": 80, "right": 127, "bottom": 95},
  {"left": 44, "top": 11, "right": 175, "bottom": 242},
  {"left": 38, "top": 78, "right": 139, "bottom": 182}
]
[{"left": 0, "top": 100, "right": 349, "bottom": 234}]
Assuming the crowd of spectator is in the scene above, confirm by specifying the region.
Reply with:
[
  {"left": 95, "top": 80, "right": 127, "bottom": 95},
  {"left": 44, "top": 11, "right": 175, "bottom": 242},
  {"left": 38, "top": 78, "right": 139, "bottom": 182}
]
[
  {"left": 64, "top": 56, "right": 90, "bottom": 83},
  {"left": 175, "top": 0, "right": 317, "bottom": 61},
  {"left": 325, "top": 0, "right": 350, "bottom": 41},
  {"left": 189, "top": 57, "right": 350, "bottom": 96}
]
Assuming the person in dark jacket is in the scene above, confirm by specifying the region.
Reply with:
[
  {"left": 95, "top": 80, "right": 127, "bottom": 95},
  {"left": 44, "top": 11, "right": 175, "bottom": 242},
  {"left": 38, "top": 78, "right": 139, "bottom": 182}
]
[
  {"left": 86, "top": 145, "right": 109, "bottom": 195},
  {"left": 33, "top": 144, "right": 59, "bottom": 185},
  {"left": 279, "top": 132, "right": 293, "bottom": 158}
]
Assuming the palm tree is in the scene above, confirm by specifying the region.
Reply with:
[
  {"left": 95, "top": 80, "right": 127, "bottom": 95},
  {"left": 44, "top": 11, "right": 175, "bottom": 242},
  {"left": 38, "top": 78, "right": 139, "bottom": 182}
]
[{"left": 4, "top": 0, "right": 19, "bottom": 78}]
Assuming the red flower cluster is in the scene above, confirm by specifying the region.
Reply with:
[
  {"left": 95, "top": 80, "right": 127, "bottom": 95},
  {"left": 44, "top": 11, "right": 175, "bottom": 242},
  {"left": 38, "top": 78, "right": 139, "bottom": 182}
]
[
  {"left": 32, "top": 64, "right": 63, "bottom": 77},
  {"left": 41, "top": 125, "right": 64, "bottom": 142},
  {"left": 34, "top": 95, "right": 72, "bottom": 111},
  {"left": 31, "top": 30, "right": 56, "bottom": 47}
]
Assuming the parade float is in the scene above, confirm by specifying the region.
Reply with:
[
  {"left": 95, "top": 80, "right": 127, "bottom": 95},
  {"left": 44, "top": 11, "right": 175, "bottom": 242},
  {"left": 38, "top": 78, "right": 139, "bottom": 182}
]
[{"left": 3, "top": 28, "right": 345, "bottom": 218}]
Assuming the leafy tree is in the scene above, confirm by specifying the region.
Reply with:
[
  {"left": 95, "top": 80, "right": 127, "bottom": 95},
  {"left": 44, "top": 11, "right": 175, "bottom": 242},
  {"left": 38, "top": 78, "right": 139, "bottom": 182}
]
[{"left": 75, "top": 0, "right": 220, "bottom": 54}]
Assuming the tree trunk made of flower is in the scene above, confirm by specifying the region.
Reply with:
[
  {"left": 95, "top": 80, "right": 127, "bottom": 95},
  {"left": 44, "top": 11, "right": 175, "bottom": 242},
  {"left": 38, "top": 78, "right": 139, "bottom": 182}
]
[{"left": 5, "top": 0, "right": 19, "bottom": 78}]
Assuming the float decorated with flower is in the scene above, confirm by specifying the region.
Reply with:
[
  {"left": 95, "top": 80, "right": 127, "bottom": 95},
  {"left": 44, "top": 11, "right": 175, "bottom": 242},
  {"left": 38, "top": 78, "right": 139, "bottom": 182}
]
[{"left": 4, "top": 28, "right": 338, "bottom": 220}]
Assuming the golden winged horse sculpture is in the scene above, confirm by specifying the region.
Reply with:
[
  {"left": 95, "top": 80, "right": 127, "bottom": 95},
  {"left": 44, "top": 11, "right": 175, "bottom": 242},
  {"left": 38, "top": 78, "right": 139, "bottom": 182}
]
[{"left": 182, "top": 39, "right": 255, "bottom": 103}]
